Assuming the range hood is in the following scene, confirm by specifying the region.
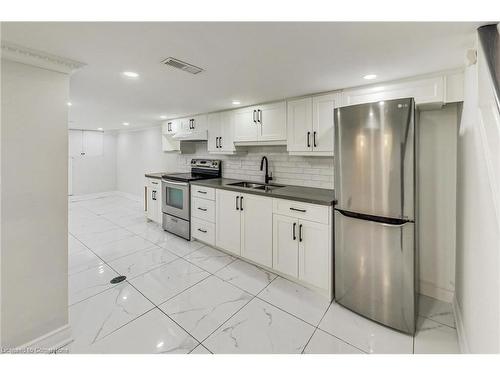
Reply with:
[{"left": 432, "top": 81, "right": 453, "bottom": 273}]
[{"left": 172, "top": 130, "right": 208, "bottom": 141}]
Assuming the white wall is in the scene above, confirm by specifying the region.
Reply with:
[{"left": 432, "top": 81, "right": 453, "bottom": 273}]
[
  {"left": 454, "top": 50, "right": 500, "bottom": 352},
  {"left": 70, "top": 132, "right": 116, "bottom": 195},
  {"left": 418, "top": 105, "right": 458, "bottom": 302},
  {"left": 1, "top": 59, "right": 69, "bottom": 348},
  {"left": 116, "top": 126, "right": 178, "bottom": 197}
]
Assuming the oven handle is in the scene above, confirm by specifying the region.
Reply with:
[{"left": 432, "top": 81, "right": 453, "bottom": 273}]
[{"left": 162, "top": 179, "right": 189, "bottom": 186}]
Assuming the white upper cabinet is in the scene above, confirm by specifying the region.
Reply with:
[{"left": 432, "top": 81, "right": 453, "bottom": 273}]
[
  {"left": 287, "top": 97, "right": 313, "bottom": 153},
  {"left": 312, "top": 93, "right": 338, "bottom": 154},
  {"left": 258, "top": 101, "right": 287, "bottom": 141},
  {"left": 208, "top": 111, "right": 236, "bottom": 154},
  {"left": 234, "top": 101, "right": 286, "bottom": 144},
  {"left": 287, "top": 93, "right": 339, "bottom": 156},
  {"left": 234, "top": 106, "right": 259, "bottom": 142},
  {"left": 341, "top": 76, "right": 445, "bottom": 108},
  {"left": 162, "top": 119, "right": 180, "bottom": 135}
]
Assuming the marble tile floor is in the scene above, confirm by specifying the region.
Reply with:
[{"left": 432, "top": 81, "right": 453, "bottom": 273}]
[{"left": 61, "top": 192, "right": 460, "bottom": 354}]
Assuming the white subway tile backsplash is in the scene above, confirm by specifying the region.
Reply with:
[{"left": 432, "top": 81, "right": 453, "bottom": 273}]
[{"left": 177, "top": 144, "right": 334, "bottom": 189}]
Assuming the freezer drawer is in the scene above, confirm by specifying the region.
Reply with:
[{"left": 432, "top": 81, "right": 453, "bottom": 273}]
[{"left": 334, "top": 209, "right": 415, "bottom": 334}]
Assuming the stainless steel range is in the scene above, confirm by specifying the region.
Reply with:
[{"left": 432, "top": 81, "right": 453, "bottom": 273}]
[{"left": 162, "top": 159, "right": 221, "bottom": 240}]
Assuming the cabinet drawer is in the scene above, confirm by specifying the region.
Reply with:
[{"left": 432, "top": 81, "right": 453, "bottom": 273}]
[
  {"left": 191, "top": 197, "right": 215, "bottom": 222},
  {"left": 191, "top": 218, "right": 215, "bottom": 246},
  {"left": 273, "top": 198, "right": 330, "bottom": 225},
  {"left": 192, "top": 185, "right": 215, "bottom": 200}
]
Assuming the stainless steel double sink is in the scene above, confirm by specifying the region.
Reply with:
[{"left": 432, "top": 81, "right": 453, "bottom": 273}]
[{"left": 227, "top": 181, "right": 285, "bottom": 192}]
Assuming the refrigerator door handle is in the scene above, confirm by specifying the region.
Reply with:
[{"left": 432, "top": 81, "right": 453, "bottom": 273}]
[{"left": 335, "top": 208, "right": 411, "bottom": 226}]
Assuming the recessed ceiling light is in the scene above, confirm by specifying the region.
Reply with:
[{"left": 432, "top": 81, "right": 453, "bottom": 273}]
[
  {"left": 123, "top": 122, "right": 129, "bottom": 126},
  {"left": 67, "top": 102, "right": 72, "bottom": 106},
  {"left": 160, "top": 115, "right": 167, "bottom": 120},
  {"left": 97, "top": 127, "right": 103, "bottom": 131},
  {"left": 232, "top": 100, "right": 241, "bottom": 105},
  {"left": 122, "top": 71, "right": 139, "bottom": 78},
  {"left": 363, "top": 74, "right": 377, "bottom": 80}
]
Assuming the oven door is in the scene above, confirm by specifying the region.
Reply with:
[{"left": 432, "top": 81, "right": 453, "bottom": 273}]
[{"left": 162, "top": 179, "right": 190, "bottom": 221}]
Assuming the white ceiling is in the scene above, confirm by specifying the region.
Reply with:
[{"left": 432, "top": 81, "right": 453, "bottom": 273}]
[{"left": 1, "top": 22, "right": 479, "bottom": 130}]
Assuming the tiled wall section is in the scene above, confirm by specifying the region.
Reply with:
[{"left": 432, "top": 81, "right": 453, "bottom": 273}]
[{"left": 177, "top": 144, "right": 334, "bottom": 189}]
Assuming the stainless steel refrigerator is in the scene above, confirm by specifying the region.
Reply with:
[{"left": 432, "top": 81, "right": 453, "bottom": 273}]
[{"left": 334, "top": 98, "right": 417, "bottom": 334}]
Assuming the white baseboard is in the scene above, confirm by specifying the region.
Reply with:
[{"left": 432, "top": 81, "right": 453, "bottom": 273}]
[
  {"left": 419, "top": 280, "right": 454, "bottom": 303},
  {"left": 16, "top": 324, "right": 73, "bottom": 354},
  {"left": 452, "top": 296, "right": 469, "bottom": 354}
]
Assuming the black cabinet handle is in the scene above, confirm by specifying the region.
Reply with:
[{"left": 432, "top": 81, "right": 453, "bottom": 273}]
[
  {"left": 216, "top": 137, "right": 219, "bottom": 148},
  {"left": 257, "top": 109, "right": 262, "bottom": 123},
  {"left": 240, "top": 196, "right": 243, "bottom": 211},
  {"left": 197, "top": 190, "right": 207, "bottom": 194},
  {"left": 220, "top": 137, "right": 222, "bottom": 148},
  {"left": 307, "top": 131, "right": 311, "bottom": 148},
  {"left": 299, "top": 224, "right": 303, "bottom": 242},
  {"left": 293, "top": 222, "right": 296, "bottom": 240},
  {"left": 290, "top": 207, "right": 307, "bottom": 213},
  {"left": 152, "top": 190, "right": 156, "bottom": 201},
  {"left": 313, "top": 131, "right": 317, "bottom": 147},
  {"left": 197, "top": 228, "right": 207, "bottom": 233},
  {"left": 236, "top": 196, "right": 239, "bottom": 210},
  {"left": 197, "top": 207, "right": 207, "bottom": 212},
  {"left": 253, "top": 110, "right": 257, "bottom": 124}
]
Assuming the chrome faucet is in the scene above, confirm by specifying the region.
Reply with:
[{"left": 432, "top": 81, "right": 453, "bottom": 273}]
[{"left": 260, "top": 156, "right": 273, "bottom": 184}]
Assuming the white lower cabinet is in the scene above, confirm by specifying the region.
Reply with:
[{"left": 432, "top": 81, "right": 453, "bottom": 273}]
[
  {"left": 272, "top": 214, "right": 299, "bottom": 277},
  {"left": 298, "top": 219, "right": 331, "bottom": 291},
  {"left": 215, "top": 189, "right": 241, "bottom": 255},
  {"left": 145, "top": 178, "right": 162, "bottom": 224},
  {"left": 209, "top": 188, "right": 333, "bottom": 298},
  {"left": 241, "top": 194, "right": 273, "bottom": 268},
  {"left": 215, "top": 190, "right": 273, "bottom": 265},
  {"left": 272, "top": 201, "right": 332, "bottom": 293}
]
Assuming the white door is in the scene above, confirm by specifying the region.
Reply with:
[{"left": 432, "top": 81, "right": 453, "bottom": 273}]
[
  {"left": 258, "top": 101, "right": 286, "bottom": 141},
  {"left": 233, "top": 106, "right": 258, "bottom": 142},
  {"left": 240, "top": 194, "right": 273, "bottom": 267},
  {"left": 298, "top": 220, "right": 331, "bottom": 290},
  {"left": 207, "top": 112, "right": 221, "bottom": 153},
  {"left": 69, "top": 129, "right": 83, "bottom": 157},
  {"left": 220, "top": 111, "right": 236, "bottom": 152},
  {"left": 146, "top": 185, "right": 156, "bottom": 221},
  {"left": 312, "top": 93, "right": 337, "bottom": 153},
  {"left": 272, "top": 214, "right": 299, "bottom": 278},
  {"left": 215, "top": 189, "right": 241, "bottom": 255},
  {"left": 287, "top": 97, "right": 312, "bottom": 152},
  {"left": 83, "top": 130, "right": 104, "bottom": 156},
  {"left": 150, "top": 179, "right": 162, "bottom": 223}
]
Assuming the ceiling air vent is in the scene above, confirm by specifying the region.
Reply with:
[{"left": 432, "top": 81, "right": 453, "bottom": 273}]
[{"left": 161, "top": 57, "right": 204, "bottom": 75}]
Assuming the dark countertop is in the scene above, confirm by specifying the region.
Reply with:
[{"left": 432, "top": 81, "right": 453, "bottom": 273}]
[
  {"left": 144, "top": 172, "right": 166, "bottom": 179},
  {"left": 191, "top": 178, "right": 336, "bottom": 206}
]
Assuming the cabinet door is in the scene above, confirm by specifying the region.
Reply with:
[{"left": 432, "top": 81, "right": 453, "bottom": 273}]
[
  {"left": 312, "top": 93, "right": 337, "bottom": 153},
  {"left": 298, "top": 220, "right": 331, "bottom": 291},
  {"left": 146, "top": 184, "right": 156, "bottom": 221},
  {"left": 272, "top": 214, "right": 299, "bottom": 278},
  {"left": 220, "top": 111, "right": 236, "bottom": 152},
  {"left": 233, "top": 106, "right": 259, "bottom": 142},
  {"left": 287, "top": 97, "right": 312, "bottom": 152},
  {"left": 150, "top": 179, "right": 162, "bottom": 223},
  {"left": 207, "top": 113, "right": 221, "bottom": 152},
  {"left": 215, "top": 189, "right": 241, "bottom": 255},
  {"left": 178, "top": 118, "right": 191, "bottom": 133},
  {"left": 241, "top": 194, "right": 273, "bottom": 267},
  {"left": 191, "top": 114, "right": 207, "bottom": 132},
  {"left": 258, "top": 101, "right": 286, "bottom": 141}
]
